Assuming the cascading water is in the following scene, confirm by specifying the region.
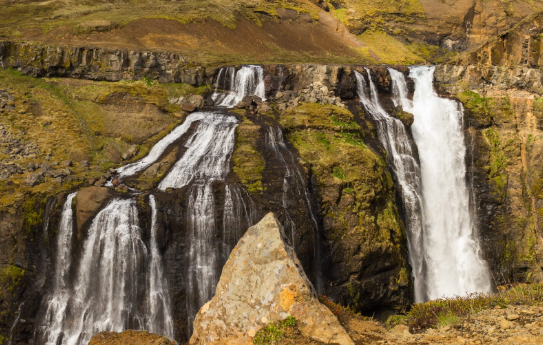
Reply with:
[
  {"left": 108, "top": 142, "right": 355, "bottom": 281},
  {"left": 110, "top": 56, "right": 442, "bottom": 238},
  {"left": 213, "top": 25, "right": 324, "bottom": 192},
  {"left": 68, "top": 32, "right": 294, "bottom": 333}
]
[
  {"left": 148, "top": 195, "right": 175, "bottom": 338},
  {"left": 154, "top": 111, "right": 255, "bottom": 328},
  {"left": 390, "top": 66, "right": 492, "bottom": 300},
  {"left": 158, "top": 113, "right": 238, "bottom": 190},
  {"left": 265, "top": 126, "right": 323, "bottom": 293},
  {"left": 65, "top": 199, "right": 147, "bottom": 345},
  {"left": 116, "top": 111, "right": 209, "bottom": 179},
  {"left": 212, "top": 65, "right": 266, "bottom": 107},
  {"left": 355, "top": 69, "right": 427, "bottom": 302},
  {"left": 41, "top": 192, "right": 77, "bottom": 345},
  {"left": 40, "top": 196, "right": 174, "bottom": 345}
]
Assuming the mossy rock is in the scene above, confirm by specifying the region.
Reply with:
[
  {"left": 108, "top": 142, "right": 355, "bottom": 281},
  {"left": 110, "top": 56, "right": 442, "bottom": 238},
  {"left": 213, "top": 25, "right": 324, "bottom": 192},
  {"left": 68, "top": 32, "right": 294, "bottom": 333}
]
[{"left": 279, "top": 103, "right": 409, "bottom": 311}]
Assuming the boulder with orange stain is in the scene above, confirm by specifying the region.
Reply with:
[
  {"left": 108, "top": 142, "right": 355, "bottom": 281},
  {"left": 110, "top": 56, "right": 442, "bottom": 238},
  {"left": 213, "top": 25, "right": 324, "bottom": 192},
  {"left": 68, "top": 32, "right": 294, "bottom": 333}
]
[{"left": 189, "top": 213, "right": 354, "bottom": 345}]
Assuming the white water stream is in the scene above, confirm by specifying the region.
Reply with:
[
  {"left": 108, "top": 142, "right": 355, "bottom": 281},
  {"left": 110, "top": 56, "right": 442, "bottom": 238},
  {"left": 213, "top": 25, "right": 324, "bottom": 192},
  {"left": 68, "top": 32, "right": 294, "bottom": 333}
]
[
  {"left": 41, "top": 196, "right": 174, "bottom": 345},
  {"left": 390, "top": 66, "right": 492, "bottom": 300},
  {"left": 212, "top": 65, "right": 266, "bottom": 107},
  {"left": 355, "top": 70, "right": 427, "bottom": 302}
]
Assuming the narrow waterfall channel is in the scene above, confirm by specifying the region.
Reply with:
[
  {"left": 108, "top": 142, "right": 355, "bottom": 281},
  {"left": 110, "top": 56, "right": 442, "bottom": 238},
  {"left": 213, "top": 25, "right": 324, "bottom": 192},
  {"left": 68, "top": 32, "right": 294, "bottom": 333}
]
[
  {"left": 388, "top": 66, "right": 492, "bottom": 300},
  {"left": 355, "top": 69, "right": 427, "bottom": 302},
  {"left": 41, "top": 192, "right": 77, "bottom": 345},
  {"left": 265, "top": 126, "right": 323, "bottom": 293}
]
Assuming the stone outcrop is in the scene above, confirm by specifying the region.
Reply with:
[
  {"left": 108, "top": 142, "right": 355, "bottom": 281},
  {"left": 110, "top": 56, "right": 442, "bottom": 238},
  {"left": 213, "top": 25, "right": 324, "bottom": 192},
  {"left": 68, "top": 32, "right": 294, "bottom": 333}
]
[
  {"left": 75, "top": 186, "right": 112, "bottom": 232},
  {"left": 0, "top": 41, "right": 209, "bottom": 84},
  {"left": 190, "top": 213, "right": 354, "bottom": 345},
  {"left": 455, "top": 11, "right": 543, "bottom": 68}
]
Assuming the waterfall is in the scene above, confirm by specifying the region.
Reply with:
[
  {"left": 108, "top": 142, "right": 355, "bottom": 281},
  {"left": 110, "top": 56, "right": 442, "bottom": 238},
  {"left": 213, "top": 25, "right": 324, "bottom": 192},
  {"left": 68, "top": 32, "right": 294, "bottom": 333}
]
[
  {"left": 63, "top": 198, "right": 148, "bottom": 345},
  {"left": 148, "top": 195, "right": 174, "bottom": 338},
  {"left": 212, "top": 65, "right": 266, "bottom": 107},
  {"left": 40, "top": 196, "right": 174, "bottom": 345},
  {"left": 392, "top": 66, "right": 492, "bottom": 300},
  {"left": 41, "top": 192, "right": 77, "bottom": 345},
  {"left": 355, "top": 69, "right": 427, "bottom": 302},
  {"left": 158, "top": 113, "right": 238, "bottom": 190},
  {"left": 116, "top": 111, "right": 209, "bottom": 179},
  {"left": 264, "top": 126, "right": 323, "bottom": 293},
  {"left": 151, "top": 110, "right": 254, "bottom": 329}
]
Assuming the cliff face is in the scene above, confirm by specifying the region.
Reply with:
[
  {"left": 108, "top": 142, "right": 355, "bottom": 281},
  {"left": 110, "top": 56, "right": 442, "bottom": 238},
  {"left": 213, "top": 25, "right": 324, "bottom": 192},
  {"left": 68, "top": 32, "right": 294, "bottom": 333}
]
[
  {"left": 0, "top": 63, "right": 414, "bottom": 344},
  {"left": 456, "top": 11, "right": 543, "bottom": 68}
]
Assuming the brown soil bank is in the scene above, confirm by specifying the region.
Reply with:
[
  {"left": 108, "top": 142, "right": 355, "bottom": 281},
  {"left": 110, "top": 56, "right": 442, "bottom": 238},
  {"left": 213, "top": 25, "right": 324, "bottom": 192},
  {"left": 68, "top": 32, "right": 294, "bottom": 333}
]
[
  {"left": 89, "top": 330, "right": 176, "bottom": 345},
  {"left": 20, "top": 15, "right": 368, "bottom": 66}
]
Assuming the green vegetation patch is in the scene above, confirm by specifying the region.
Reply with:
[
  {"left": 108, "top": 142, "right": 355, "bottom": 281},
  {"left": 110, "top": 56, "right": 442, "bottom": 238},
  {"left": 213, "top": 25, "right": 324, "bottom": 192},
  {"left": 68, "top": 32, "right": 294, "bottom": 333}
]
[
  {"left": 458, "top": 91, "right": 493, "bottom": 125},
  {"left": 232, "top": 115, "right": 265, "bottom": 194},
  {"left": 253, "top": 316, "right": 297, "bottom": 345},
  {"left": 0, "top": 265, "right": 25, "bottom": 294},
  {"left": 405, "top": 283, "right": 543, "bottom": 332},
  {"left": 278, "top": 103, "right": 408, "bottom": 309},
  {"left": 0, "top": 69, "right": 195, "bottom": 210},
  {"left": 357, "top": 30, "right": 426, "bottom": 65}
]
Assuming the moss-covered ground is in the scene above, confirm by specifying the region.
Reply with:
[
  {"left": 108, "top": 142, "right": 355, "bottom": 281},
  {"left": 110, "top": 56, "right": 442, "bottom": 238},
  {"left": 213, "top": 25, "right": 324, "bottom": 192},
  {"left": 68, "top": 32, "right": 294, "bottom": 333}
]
[
  {"left": 385, "top": 283, "right": 543, "bottom": 332},
  {"left": 0, "top": 68, "right": 205, "bottom": 210},
  {"left": 232, "top": 114, "right": 266, "bottom": 194}
]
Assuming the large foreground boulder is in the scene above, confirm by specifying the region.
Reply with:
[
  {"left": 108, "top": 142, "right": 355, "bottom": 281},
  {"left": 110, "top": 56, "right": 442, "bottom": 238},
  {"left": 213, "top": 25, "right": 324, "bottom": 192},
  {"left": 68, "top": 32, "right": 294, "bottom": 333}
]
[{"left": 190, "top": 213, "right": 354, "bottom": 345}]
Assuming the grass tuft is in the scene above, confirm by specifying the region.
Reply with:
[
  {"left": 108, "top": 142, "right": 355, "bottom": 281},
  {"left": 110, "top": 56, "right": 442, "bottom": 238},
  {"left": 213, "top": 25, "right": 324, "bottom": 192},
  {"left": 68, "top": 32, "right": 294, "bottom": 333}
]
[
  {"left": 406, "top": 283, "right": 543, "bottom": 332},
  {"left": 253, "top": 316, "right": 297, "bottom": 345}
]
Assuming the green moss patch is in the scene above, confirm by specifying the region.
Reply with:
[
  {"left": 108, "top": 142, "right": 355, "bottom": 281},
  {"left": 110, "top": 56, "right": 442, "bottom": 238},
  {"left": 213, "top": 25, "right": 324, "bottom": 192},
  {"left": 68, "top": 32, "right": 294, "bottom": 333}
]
[
  {"left": 357, "top": 30, "right": 426, "bottom": 65},
  {"left": 0, "top": 69, "right": 195, "bottom": 211},
  {"left": 232, "top": 115, "right": 265, "bottom": 194},
  {"left": 278, "top": 103, "right": 407, "bottom": 307}
]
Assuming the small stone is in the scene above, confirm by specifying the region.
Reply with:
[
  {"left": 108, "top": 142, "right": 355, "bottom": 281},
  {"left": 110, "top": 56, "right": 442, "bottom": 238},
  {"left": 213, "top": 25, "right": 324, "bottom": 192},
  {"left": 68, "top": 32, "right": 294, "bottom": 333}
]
[
  {"left": 441, "top": 326, "right": 450, "bottom": 332},
  {"left": 80, "top": 160, "right": 89, "bottom": 167},
  {"left": 539, "top": 328, "right": 543, "bottom": 335},
  {"left": 247, "top": 329, "right": 256, "bottom": 337},
  {"left": 501, "top": 319, "right": 512, "bottom": 330},
  {"left": 111, "top": 179, "right": 120, "bottom": 186},
  {"left": 392, "top": 325, "right": 410, "bottom": 335},
  {"left": 488, "top": 326, "right": 496, "bottom": 334},
  {"left": 261, "top": 317, "right": 268, "bottom": 324},
  {"left": 507, "top": 314, "right": 519, "bottom": 321},
  {"left": 180, "top": 102, "right": 196, "bottom": 112},
  {"left": 62, "top": 160, "right": 72, "bottom": 167},
  {"left": 88, "top": 178, "right": 96, "bottom": 185},
  {"left": 25, "top": 173, "right": 43, "bottom": 186},
  {"left": 188, "top": 94, "right": 204, "bottom": 109}
]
